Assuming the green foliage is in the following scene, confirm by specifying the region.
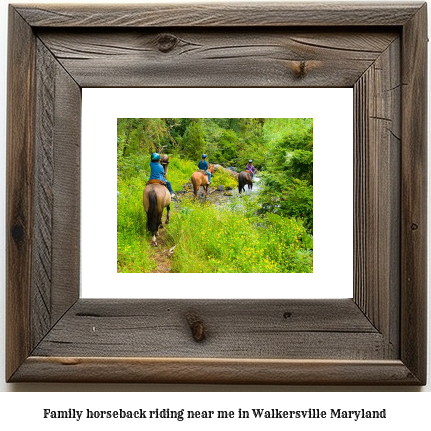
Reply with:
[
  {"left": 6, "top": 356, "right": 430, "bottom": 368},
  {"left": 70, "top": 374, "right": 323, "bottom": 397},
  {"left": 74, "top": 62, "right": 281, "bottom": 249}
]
[
  {"left": 266, "top": 212, "right": 313, "bottom": 250},
  {"left": 259, "top": 175, "right": 313, "bottom": 232},
  {"left": 214, "top": 129, "right": 238, "bottom": 165},
  {"left": 285, "top": 149, "right": 313, "bottom": 184},
  {"left": 258, "top": 118, "right": 313, "bottom": 232},
  {"left": 117, "top": 118, "right": 171, "bottom": 157},
  {"left": 178, "top": 119, "right": 206, "bottom": 160},
  {"left": 212, "top": 168, "right": 237, "bottom": 190},
  {"left": 166, "top": 196, "right": 312, "bottom": 273},
  {"left": 117, "top": 150, "right": 149, "bottom": 180},
  {"left": 164, "top": 157, "right": 196, "bottom": 192}
]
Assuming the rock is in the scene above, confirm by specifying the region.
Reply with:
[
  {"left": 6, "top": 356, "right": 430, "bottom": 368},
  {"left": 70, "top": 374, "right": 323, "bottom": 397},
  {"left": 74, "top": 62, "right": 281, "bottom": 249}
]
[
  {"left": 213, "top": 164, "right": 239, "bottom": 178},
  {"left": 216, "top": 185, "right": 224, "bottom": 191},
  {"left": 223, "top": 191, "right": 233, "bottom": 196},
  {"left": 225, "top": 186, "right": 233, "bottom": 191}
]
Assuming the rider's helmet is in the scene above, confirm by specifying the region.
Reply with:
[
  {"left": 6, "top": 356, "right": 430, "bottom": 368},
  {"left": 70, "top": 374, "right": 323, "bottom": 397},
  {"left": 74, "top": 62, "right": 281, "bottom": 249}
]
[
  {"left": 202, "top": 154, "right": 207, "bottom": 159},
  {"left": 151, "top": 152, "right": 161, "bottom": 162},
  {"left": 249, "top": 159, "right": 253, "bottom": 163}
]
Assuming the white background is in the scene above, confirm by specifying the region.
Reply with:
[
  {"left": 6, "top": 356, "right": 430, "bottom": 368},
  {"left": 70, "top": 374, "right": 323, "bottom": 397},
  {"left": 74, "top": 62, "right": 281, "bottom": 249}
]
[
  {"left": 0, "top": 0, "right": 430, "bottom": 420},
  {"left": 82, "top": 87, "right": 353, "bottom": 299}
]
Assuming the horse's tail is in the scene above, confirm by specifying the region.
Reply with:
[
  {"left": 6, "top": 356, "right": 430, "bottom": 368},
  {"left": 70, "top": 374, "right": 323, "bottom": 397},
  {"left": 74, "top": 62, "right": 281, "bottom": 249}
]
[
  {"left": 238, "top": 173, "right": 244, "bottom": 193},
  {"left": 146, "top": 189, "right": 159, "bottom": 234}
]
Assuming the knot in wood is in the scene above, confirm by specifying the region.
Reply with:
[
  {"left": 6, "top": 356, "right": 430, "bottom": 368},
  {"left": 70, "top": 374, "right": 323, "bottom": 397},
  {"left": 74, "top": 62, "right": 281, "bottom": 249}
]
[
  {"left": 11, "top": 222, "right": 25, "bottom": 246},
  {"left": 157, "top": 34, "right": 178, "bottom": 53},
  {"left": 186, "top": 314, "right": 206, "bottom": 342},
  {"left": 294, "top": 61, "right": 307, "bottom": 78},
  {"left": 411, "top": 223, "right": 419, "bottom": 230}
]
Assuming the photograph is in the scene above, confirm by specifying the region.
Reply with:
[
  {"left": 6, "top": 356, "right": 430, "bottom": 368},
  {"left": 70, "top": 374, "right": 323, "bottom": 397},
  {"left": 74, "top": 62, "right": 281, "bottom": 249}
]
[{"left": 117, "top": 118, "right": 313, "bottom": 274}]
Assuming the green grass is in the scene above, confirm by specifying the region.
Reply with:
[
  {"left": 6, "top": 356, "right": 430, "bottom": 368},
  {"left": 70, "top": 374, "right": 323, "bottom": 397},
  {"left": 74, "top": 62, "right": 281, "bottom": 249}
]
[
  {"left": 117, "top": 174, "right": 157, "bottom": 272},
  {"left": 117, "top": 154, "right": 313, "bottom": 273},
  {"left": 165, "top": 196, "right": 313, "bottom": 273}
]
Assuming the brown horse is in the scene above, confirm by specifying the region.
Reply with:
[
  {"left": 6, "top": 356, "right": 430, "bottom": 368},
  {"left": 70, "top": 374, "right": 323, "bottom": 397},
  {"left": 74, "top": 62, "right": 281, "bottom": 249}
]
[
  {"left": 191, "top": 164, "right": 215, "bottom": 199},
  {"left": 143, "top": 183, "right": 171, "bottom": 246},
  {"left": 238, "top": 170, "right": 253, "bottom": 193}
]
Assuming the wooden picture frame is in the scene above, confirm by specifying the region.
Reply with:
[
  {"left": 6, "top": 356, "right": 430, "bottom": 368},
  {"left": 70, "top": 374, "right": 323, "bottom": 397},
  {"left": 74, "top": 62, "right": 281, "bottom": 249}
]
[{"left": 6, "top": 2, "right": 427, "bottom": 385}]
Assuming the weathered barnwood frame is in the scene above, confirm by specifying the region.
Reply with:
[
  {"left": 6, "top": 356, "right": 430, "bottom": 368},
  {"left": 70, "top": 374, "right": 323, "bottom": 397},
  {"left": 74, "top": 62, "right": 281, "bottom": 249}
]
[{"left": 6, "top": 2, "right": 427, "bottom": 384}]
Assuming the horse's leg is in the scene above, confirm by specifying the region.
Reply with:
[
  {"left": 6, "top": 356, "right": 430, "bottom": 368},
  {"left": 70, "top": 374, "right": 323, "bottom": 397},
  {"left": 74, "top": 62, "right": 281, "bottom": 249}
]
[
  {"left": 152, "top": 213, "right": 162, "bottom": 246},
  {"left": 165, "top": 204, "right": 170, "bottom": 224},
  {"left": 157, "top": 207, "right": 163, "bottom": 229},
  {"left": 191, "top": 176, "right": 198, "bottom": 200},
  {"left": 195, "top": 177, "right": 202, "bottom": 199}
]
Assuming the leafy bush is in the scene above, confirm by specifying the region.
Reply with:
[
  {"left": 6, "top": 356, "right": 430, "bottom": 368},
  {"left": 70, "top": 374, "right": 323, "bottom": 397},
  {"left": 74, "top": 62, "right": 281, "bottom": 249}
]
[
  {"left": 258, "top": 177, "right": 313, "bottom": 232},
  {"left": 214, "top": 129, "right": 239, "bottom": 165},
  {"left": 258, "top": 118, "right": 313, "bottom": 232},
  {"left": 166, "top": 196, "right": 312, "bottom": 273}
]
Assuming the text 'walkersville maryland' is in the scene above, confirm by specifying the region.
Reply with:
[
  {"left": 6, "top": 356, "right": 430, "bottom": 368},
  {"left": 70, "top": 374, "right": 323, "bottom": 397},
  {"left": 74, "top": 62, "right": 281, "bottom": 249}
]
[{"left": 43, "top": 408, "right": 387, "bottom": 422}]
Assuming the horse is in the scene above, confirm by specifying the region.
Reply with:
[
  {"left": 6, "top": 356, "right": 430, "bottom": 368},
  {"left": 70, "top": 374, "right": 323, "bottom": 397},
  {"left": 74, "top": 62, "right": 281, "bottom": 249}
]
[
  {"left": 142, "top": 182, "right": 171, "bottom": 246},
  {"left": 191, "top": 164, "right": 215, "bottom": 199},
  {"left": 238, "top": 170, "right": 253, "bottom": 194}
]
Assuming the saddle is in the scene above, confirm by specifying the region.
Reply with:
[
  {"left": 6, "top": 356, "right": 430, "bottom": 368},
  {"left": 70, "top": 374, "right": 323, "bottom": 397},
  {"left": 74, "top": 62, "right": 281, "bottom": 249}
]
[
  {"left": 198, "top": 169, "right": 208, "bottom": 175},
  {"left": 147, "top": 179, "right": 167, "bottom": 186},
  {"left": 245, "top": 170, "right": 252, "bottom": 180}
]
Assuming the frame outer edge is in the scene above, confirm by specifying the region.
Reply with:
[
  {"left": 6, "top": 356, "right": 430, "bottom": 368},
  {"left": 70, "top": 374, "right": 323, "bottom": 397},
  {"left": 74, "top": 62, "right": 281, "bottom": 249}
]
[
  {"left": 6, "top": 6, "right": 37, "bottom": 380},
  {"left": 5, "top": 2, "right": 428, "bottom": 385},
  {"left": 12, "top": 357, "right": 422, "bottom": 385},
  {"left": 13, "top": 2, "right": 425, "bottom": 27},
  {"left": 400, "top": 3, "right": 428, "bottom": 384}
]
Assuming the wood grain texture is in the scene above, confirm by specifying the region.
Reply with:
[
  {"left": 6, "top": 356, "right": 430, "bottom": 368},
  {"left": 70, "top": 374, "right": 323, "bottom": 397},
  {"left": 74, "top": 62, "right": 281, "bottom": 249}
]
[
  {"left": 400, "top": 3, "right": 428, "bottom": 384},
  {"left": 15, "top": 2, "right": 423, "bottom": 27},
  {"left": 12, "top": 357, "right": 420, "bottom": 385},
  {"left": 353, "top": 38, "right": 401, "bottom": 358},
  {"left": 32, "top": 40, "right": 56, "bottom": 347},
  {"left": 31, "top": 39, "right": 81, "bottom": 350},
  {"left": 6, "top": 7, "right": 36, "bottom": 381},
  {"left": 6, "top": 2, "right": 427, "bottom": 385},
  {"left": 32, "top": 299, "right": 383, "bottom": 360},
  {"left": 50, "top": 52, "right": 81, "bottom": 324},
  {"left": 36, "top": 29, "right": 398, "bottom": 88}
]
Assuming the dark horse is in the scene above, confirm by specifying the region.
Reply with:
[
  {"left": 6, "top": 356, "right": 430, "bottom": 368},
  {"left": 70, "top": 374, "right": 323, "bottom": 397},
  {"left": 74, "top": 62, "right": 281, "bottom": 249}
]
[
  {"left": 191, "top": 164, "right": 215, "bottom": 199},
  {"left": 143, "top": 183, "right": 171, "bottom": 246},
  {"left": 238, "top": 170, "right": 253, "bottom": 194}
]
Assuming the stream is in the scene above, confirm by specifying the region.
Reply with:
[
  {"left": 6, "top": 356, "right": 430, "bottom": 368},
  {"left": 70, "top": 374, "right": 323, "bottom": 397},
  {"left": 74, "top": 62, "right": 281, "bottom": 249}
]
[{"left": 177, "top": 176, "right": 262, "bottom": 207}]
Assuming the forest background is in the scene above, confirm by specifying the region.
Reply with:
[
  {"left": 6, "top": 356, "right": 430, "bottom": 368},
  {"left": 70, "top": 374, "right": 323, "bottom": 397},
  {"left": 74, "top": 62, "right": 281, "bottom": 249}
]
[{"left": 117, "top": 118, "right": 313, "bottom": 273}]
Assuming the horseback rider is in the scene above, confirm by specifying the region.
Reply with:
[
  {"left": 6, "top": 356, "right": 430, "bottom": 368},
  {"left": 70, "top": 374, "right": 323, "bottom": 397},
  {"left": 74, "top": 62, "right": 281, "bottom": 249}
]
[
  {"left": 198, "top": 154, "right": 212, "bottom": 184},
  {"left": 149, "top": 152, "right": 175, "bottom": 197},
  {"left": 245, "top": 159, "right": 257, "bottom": 180}
]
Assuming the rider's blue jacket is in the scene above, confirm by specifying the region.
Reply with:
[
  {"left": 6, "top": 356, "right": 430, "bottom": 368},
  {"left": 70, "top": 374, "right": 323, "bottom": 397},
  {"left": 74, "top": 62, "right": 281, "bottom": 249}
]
[
  {"left": 198, "top": 160, "right": 208, "bottom": 170},
  {"left": 149, "top": 161, "right": 165, "bottom": 181}
]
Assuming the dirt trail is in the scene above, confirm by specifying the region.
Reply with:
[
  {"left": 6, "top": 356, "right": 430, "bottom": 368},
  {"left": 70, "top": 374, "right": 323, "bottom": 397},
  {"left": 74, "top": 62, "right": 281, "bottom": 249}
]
[{"left": 150, "top": 228, "right": 174, "bottom": 273}]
